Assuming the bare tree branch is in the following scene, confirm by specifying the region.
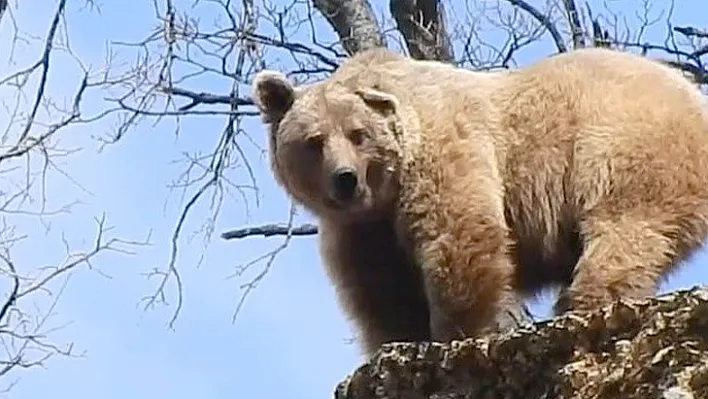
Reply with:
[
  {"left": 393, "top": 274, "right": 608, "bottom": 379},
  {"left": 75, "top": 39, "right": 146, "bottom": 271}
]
[
  {"left": 586, "top": 5, "right": 611, "bottom": 48},
  {"left": 389, "top": 0, "right": 454, "bottom": 62},
  {"left": 662, "top": 60, "right": 708, "bottom": 84},
  {"left": 221, "top": 223, "right": 318, "bottom": 239},
  {"left": 561, "top": 0, "right": 585, "bottom": 48},
  {"left": 503, "top": 0, "right": 567, "bottom": 53},
  {"left": 0, "top": 0, "right": 7, "bottom": 26},
  {"left": 674, "top": 26, "right": 708, "bottom": 39},
  {"left": 312, "top": 0, "right": 386, "bottom": 55},
  {"left": 0, "top": 0, "right": 154, "bottom": 388},
  {"left": 159, "top": 86, "right": 253, "bottom": 112}
]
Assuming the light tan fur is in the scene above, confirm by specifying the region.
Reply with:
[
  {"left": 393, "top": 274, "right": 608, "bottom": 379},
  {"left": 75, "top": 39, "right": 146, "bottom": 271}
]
[{"left": 251, "top": 47, "right": 708, "bottom": 354}]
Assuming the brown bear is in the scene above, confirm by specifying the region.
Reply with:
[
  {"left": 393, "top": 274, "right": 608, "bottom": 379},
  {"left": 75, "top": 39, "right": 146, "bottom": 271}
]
[{"left": 251, "top": 47, "right": 708, "bottom": 356}]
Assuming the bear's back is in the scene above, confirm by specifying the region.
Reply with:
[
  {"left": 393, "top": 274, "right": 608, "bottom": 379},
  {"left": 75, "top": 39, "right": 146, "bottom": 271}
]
[
  {"left": 499, "top": 48, "right": 708, "bottom": 292},
  {"left": 506, "top": 48, "right": 706, "bottom": 118},
  {"left": 497, "top": 48, "right": 708, "bottom": 148}
]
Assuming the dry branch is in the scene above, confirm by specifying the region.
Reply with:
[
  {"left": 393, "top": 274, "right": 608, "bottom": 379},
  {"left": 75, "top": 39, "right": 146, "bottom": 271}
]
[
  {"left": 221, "top": 223, "right": 318, "bottom": 239},
  {"left": 160, "top": 87, "right": 254, "bottom": 111},
  {"left": 389, "top": 0, "right": 454, "bottom": 62},
  {"left": 0, "top": 0, "right": 6, "bottom": 25},
  {"left": 662, "top": 60, "right": 708, "bottom": 85},
  {"left": 504, "top": 0, "right": 567, "bottom": 53},
  {"left": 561, "top": 0, "right": 585, "bottom": 48},
  {"left": 675, "top": 26, "right": 708, "bottom": 39},
  {"left": 312, "top": 0, "right": 386, "bottom": 55}
]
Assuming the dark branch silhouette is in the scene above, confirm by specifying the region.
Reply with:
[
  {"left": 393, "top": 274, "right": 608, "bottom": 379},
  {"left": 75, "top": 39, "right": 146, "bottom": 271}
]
[
  {"left": 390, "top": 0, "right": 455, "bottom": 62},
  {"left": 312, "top": 0, "right": 386, "bottom": 55},
  {"left": 222, "top": 223, "right": 319, "bottom": 239},
  {"left": 504, "top": 0, "right": 567, "bottom": 53}
]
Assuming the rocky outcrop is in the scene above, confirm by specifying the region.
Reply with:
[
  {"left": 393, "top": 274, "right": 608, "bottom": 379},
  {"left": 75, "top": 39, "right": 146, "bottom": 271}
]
[{"left": 335, "top": 287, "right": 708, "bottom": 399}]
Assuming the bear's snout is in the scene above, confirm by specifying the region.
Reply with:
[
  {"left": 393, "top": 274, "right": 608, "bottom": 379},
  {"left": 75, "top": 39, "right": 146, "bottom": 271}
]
[{"left": 331, "top": 167, "right": 359, "bottom": 203}]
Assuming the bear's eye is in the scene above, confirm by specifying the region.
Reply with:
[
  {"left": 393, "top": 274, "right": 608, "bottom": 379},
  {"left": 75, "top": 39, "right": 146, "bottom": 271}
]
[
  {"left": 304, "top": 135, "right": 324, "bottom": 153},
  {"left": 349, "top": 128, "right": 369, "bottom": 146}
]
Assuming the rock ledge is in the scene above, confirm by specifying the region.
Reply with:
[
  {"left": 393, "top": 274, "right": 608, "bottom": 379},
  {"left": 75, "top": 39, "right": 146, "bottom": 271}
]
[{"left": 335, "top": 287, "right": 708, "bottom": 399}]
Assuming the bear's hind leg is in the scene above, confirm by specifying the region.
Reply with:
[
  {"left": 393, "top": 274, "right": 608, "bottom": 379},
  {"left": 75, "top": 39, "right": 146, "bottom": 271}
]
[{"left": 554, "top": 208, "right": 708, "bottom": 315}]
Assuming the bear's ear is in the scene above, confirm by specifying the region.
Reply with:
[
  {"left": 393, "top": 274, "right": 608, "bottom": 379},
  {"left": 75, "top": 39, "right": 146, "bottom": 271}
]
[
  {"left": 252, "top": 71, "right": 297, "bottom": 122},
  {"left": 355, "top": 87, "right": 399, "bottom": 117}
]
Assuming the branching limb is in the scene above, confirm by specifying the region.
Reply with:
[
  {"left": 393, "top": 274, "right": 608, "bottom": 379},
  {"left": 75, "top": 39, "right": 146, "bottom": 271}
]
[
  {"left": 228, "top": 202, "right": 301, "bottom": 322},
  {"left": 159, "top": 86, "right": 254, "bottom": 112},
  {"left": 312, "top": 0, "right": 386, "bottom": 55},
  {"left": 674, "top": 26, "right": 708, "bottom": 39},
  {"left": 0, "top": 0, "right": 7, "bottom": 25},
  {"left": 561, "top": 0, "right": 585, "bottom": 48},
  {"left": 389, "top": 0, "right": 455, "bottom": 62},
  {"left": 0, "top": 215, "right": 148, "bottom": 386},
  {"left": 221, "top": 223, "right": 318, "bottom": 239},
  {"left": 503, "top": 0, "right": 567, "bottom": 53},
  {"left": 661, "top": 60, "right": 708, "bottom": 84}
]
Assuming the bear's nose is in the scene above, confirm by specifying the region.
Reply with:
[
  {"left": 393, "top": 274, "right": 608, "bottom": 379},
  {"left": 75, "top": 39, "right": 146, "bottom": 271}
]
[{"left": 332, "top": 167, "right": 358, "bottom": 202}]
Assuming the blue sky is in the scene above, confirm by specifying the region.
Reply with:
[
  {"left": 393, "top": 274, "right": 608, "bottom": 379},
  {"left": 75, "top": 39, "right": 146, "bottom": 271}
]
[{"left": 0, "top": 1, "right": 706, "bottom": 398}]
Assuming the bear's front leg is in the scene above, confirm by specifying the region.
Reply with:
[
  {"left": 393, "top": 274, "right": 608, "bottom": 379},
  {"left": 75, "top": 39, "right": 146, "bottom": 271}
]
[
  {"left": 399, "top": 140, "right": 517, "bottom": 342},
  {"left": 319, "top": 218, "right": 432, "bottom": 357}
]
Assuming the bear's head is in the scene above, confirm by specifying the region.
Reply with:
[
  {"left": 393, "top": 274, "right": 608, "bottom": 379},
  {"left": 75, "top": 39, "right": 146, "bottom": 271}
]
[{"left": 251, "top": 70, "right": 405, "bottom": 223}]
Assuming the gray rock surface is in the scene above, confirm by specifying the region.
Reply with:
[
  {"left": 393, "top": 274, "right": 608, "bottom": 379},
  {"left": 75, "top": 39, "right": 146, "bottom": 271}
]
[{"left": 335, "top": 287, "right": 708, "bottom": 399}]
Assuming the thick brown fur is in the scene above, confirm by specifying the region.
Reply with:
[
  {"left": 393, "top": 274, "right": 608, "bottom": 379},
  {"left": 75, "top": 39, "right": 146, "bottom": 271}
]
[{"left": 251, "top": 47, "right": 708, "bottom": 356}]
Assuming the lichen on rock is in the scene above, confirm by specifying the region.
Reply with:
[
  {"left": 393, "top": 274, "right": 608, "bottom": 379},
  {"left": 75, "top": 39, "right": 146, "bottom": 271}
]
[{"left": 335, "top": 287, "right": 708, "bottom": 399}]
